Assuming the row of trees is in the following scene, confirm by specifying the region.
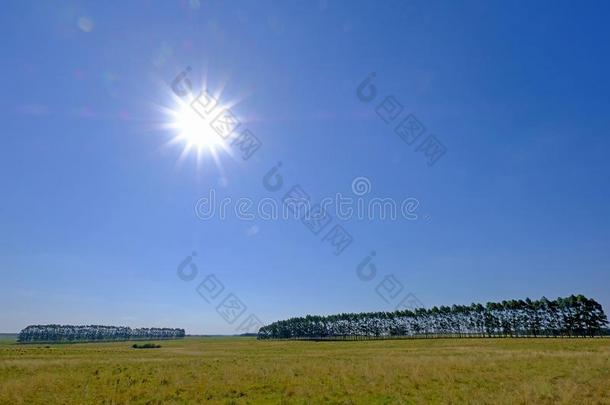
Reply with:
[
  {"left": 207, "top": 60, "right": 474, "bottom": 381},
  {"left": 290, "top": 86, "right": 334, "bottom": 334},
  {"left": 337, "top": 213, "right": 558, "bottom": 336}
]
[
  {"left": 18, "top": 325, "right": 185, "bottom": 343},
  {"left": 258, "top": 295, "right": 608, "bottom": 340}
]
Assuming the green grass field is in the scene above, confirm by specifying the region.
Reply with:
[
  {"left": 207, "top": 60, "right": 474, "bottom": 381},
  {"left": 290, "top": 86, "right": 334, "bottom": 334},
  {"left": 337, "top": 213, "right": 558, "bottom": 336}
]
[{"left": 1, "top": 337, "right": 608, "bottom": 404}]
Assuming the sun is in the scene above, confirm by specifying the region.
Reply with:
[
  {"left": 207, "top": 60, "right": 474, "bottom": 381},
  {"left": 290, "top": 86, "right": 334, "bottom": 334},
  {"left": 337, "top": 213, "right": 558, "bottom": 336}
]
[
  {"left": 171, "top": 102, "right": 223, "bottom": 152},
  {"left": 160, "top": 96, "right": 234, "bottom": 170},
  {"left": 157, "top": 74, "right": 243, "bottom": 170}
]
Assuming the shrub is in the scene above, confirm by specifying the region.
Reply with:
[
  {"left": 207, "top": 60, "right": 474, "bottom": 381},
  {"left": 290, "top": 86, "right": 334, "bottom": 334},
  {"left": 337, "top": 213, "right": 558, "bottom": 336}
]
[{"left": 132, "top": 343, "right": 161, "bottom": 349}]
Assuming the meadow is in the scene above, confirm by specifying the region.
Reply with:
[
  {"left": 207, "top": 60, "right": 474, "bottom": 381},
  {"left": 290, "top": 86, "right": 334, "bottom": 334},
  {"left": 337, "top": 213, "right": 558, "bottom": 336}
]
[{"left": 0, "top": 336, "right": 608, "bottom": 404}]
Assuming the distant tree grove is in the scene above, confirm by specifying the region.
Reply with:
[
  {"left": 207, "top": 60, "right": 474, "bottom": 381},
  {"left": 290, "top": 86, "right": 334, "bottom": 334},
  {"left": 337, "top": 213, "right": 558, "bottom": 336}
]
[
  {"left": 257, "top": 295, "right": 608, "bottom": 340},
  {"left": 18, "top": 325, "right": 185, "bottom": 343}
]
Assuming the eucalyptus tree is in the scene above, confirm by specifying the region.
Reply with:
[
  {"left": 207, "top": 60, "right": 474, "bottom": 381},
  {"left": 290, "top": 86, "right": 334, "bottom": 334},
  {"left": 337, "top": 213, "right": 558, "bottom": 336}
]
[
  {"left": 257, "top": 295, "right": 607, "bottom": 340},
  {"left": 18, "top": 325, "right": 185, "bottom": 343}
]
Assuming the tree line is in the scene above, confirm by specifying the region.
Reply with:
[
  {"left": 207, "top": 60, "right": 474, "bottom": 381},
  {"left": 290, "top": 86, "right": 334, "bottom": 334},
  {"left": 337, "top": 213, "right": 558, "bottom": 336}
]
[
  {"left": 18, "top": 325, "right": 185, "bottom": 343},
  {"left": 257, "top": 295, "right": 608, "bottom": 340}
]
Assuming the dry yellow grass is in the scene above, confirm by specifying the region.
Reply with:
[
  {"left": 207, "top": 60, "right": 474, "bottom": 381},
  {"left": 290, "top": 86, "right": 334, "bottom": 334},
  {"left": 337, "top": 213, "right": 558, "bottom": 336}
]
[{"left": 0, "top": 337, "right": 608, "bottom": 404}]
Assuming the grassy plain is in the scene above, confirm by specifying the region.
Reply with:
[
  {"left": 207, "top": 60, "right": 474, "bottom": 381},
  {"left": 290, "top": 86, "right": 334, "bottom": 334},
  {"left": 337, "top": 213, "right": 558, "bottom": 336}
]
[{"left": 0, "top": 336, "right": 608, "bottom": 404}]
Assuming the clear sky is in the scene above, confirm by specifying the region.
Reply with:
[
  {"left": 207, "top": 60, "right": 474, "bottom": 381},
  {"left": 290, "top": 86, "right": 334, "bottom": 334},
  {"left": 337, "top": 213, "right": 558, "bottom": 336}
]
[{"left": 1, "top": 0, "right": 609, "bottom": 334}]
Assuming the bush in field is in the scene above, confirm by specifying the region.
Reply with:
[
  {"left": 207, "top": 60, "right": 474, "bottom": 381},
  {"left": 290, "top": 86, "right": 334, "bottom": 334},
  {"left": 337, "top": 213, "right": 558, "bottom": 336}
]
[
  {"left": 17, "top": 325, "right": 185, "bottom": 343},
  {"left": 132, "top": 343, "right": 161, "bottom": 349},
  {"left": 258, "top": 294, "right": 608, "bottom": 340}
]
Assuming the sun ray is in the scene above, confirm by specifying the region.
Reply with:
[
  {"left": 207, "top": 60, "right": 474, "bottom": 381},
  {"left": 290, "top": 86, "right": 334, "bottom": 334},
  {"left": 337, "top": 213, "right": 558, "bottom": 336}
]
[{"left": 148, "top": 68, "right": 248, "bottom": 174}]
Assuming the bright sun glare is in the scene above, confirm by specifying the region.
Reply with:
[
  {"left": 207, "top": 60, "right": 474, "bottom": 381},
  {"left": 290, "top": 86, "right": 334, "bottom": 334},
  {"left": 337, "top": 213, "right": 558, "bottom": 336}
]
[
  {"left": 159, "top": 76, "right": 240, "bottom": 169},
  {"left": 161, "top": 97, "right": 234, "bottom": 170},
  {"left": 173, "top": 104, "right": 223, "bottom": 152}
]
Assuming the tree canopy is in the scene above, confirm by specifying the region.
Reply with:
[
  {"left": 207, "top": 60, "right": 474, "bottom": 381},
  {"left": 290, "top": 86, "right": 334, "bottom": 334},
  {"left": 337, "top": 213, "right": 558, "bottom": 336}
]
[
  {"left": 18, "top": 325, "right": 185, "bottom": 343},
  {"left": 258, "top": 295, "right": 608, "bottom": 340}
]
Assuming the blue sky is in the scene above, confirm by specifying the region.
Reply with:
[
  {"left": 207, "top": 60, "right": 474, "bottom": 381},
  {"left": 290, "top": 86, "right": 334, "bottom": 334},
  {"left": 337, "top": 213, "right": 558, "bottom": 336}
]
[{"left": 1, "top": 0, "right": 609, "bottom": 334}]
